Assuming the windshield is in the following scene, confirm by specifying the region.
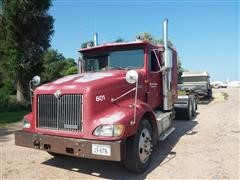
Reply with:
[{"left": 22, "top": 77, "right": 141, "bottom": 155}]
[
  {"left": 82, "top": 49, "right": 144, "bottom": 71},
  {"left": 182, "top": 76, "right": 209, "bottom": 83},
  {"left": 84, "top": 55, "right": 108, "bottom": 71}
]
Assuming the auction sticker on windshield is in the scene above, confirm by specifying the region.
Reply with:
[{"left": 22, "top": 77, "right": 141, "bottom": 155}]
[{"left": 92, "top": 144, "right": 111, "bottom": 156}]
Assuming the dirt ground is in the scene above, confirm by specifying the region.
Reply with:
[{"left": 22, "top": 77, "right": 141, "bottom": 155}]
[{"left": 1, "top": 88, "right": 239, "bottom": 180}]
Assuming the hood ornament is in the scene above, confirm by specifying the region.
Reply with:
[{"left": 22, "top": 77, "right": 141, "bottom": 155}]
[{"left": 54, "top": 90, "right": 62, "bottom": 99}]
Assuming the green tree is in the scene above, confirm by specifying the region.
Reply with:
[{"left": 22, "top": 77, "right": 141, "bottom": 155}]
[
  {"left": 81, "top": 41, "right": 94, "bottom": 48},
  {"left": 177, "top": 58, "right": 185, "bottom": 83},
  {"left": 41, "top": 49, "right": 78, "bottom": 83},
  {"left": 155, "top": 38, "right": 174, "bottom": 47},
  {"left": 137, "top": 32, "right": 174, "bottom": 47},
  {"left": 0, "top": 2, "right": 3, "bottom": 88},
  {"left": 114, "top": 37, "right": 125, "bottom": 43},
  {"left": 41, "top": 49, "right": 65, "bottom": 83},
  {"left": 138, "top": 32, "right": 154, "bottom": 42},
  {"left": 62, "top": 58, "right": 78, "bottom": 76},
  {"left": 0, "top": 0, "right": 54, "bottom": 104}
]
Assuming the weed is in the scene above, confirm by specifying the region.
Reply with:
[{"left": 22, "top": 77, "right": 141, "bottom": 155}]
[
  {"left": 221, "top": 92, "right": 229, "bottom": 100},
  {"left": 178, "top": 90, "right": 187, "bottom": 96}
]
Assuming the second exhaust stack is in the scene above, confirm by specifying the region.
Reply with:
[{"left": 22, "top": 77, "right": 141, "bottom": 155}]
[
  {"left": 94, "top": 32, "right": 98, "bottom": 46},
  {"left": 163, "top": 19, "right": 169, "bottom": 68},
  {"left": 162, "top": 18, "right": 173, "bottom": 111}
]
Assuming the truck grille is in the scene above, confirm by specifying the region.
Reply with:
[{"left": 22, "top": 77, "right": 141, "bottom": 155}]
[{"left": 37, "top": 94, "right": 83, "bottom": 132}]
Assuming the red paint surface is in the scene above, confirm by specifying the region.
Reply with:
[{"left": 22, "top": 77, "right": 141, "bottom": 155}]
[{"left": 22, "top": 41, "right": 178, "bottom": 141}]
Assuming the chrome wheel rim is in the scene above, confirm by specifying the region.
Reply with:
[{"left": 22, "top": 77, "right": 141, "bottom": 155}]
[{"left": 138, "top": 128, "right": 152, "bottom": 163}]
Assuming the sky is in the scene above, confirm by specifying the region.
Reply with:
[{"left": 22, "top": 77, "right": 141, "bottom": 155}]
[{"left": 49, "top": 0, "right": 239, "bottom": 82}]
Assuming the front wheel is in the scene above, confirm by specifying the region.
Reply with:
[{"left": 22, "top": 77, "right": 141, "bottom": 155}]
[{"left": 123, "top": 119, "right": 153, "bottom": 173}]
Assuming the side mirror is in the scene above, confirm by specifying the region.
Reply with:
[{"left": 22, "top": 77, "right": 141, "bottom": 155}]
[
  {"left": 125, "top": 70, "right": 138, "bottom": 84},
  {"left": 31, "top": 76, "right": 41, "bottom": 87}
]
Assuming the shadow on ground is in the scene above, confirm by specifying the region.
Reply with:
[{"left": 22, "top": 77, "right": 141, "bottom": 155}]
[
  {"left": 42, "top": 118, "right": 198, "bottom": 179},
  {"left": 198, "top": 97, "right": 214, "bottom": 105}
]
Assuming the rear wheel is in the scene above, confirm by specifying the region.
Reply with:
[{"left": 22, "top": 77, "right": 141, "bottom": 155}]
[
  {"left": 123, "top": 119, "right": 153, "bottom": 173},
  {"left": 183, "top": 97, "right": 194, "bottom": 120},
  {"left": 191, "top": 96, "right": 197, "bottom": 117}
]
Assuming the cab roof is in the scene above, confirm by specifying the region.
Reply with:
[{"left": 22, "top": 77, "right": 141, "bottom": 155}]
[{"left": 79, "top": 40, "right": 162, "bottom": 53}]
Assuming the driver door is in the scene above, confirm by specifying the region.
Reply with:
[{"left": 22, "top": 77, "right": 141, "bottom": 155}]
[{"left": 147, "top": 50, "right": 162, "bottom": 108}]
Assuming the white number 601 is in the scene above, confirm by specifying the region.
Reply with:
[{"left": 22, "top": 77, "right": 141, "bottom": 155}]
[{"left": 96, "top": 95, "right": 105, "bottom": 102}]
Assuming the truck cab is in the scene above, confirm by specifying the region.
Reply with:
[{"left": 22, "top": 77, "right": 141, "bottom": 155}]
[{"left": 15, "top": 19, "right": 195, "bottom": 173}]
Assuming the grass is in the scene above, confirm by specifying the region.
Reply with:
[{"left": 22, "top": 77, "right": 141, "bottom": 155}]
[
  {"left": 221, "top": 92, "right": 229, "bottom": 100},
  {"left": 178, "top": 90, "right": 187, "bottom": 96},
  {"left": 0, "top": 110, "right": 29, "bottom": 126}
]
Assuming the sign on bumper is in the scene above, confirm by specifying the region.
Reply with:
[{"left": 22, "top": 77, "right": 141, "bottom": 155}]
[{"left": 92, "top": 144, "right": 111, "bottom": 156}]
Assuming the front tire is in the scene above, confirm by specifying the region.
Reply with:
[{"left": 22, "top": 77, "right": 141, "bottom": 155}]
[{"left": 123, "top": 119, "right": 153, "bottom": 173}]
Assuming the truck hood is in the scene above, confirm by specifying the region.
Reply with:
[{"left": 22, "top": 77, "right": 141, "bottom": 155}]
[{"left": 35, "top": 71, "right": 129, "bottom": 94}]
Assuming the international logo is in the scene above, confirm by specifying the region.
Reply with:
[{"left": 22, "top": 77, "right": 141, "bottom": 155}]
[{"left": 54, "top": 90, "right": 61, "bottom": 99}]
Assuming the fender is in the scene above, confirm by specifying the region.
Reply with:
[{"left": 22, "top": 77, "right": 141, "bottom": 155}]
[
  {"left": 118, "top": 99, "right": 159, "bottom": 143},
  {"left": 90, "top": 98, "right": 158, "bottom": 142},
  {"left": 21, "top": 112, "right": 34, "bottom": 133}
]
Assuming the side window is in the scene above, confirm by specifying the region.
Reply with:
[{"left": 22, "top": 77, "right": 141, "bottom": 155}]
[{"left": 148, "top": 51, "right": 160, "bottom": 72}]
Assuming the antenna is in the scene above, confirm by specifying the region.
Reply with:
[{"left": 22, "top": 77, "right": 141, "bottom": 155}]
[
  {"left": 93, "top": 18, "right": 99, "bottom": 46},
  {"left": 94, "top": 17, "right": 96, "bottom": 32}
]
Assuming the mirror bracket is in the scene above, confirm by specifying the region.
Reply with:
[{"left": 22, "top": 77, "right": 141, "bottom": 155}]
[
  {"left": 29, "top": 75, "right": 41, "bottom": 110},
  {"left": 111, "top": 70, "right": 139, "bottom": 126}
]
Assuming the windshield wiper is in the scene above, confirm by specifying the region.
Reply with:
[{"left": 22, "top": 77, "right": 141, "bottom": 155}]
[
  {"left": 108, "top": 66, "right": 127, "bottom": 70},
  {"left": 108, "top": 66, "right": 139, "bottom": 70}
]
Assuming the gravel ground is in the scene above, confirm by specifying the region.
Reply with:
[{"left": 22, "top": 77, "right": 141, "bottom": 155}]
[{"left": 1, "top": 88, "right": 239, "bottom": 180}]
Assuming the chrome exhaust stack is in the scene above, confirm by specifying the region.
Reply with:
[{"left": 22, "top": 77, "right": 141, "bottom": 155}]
[
  {"left": 162, "top": 18, "right": 173, "bottom": 111},
  {"left": 163, "top": 19, "right": 169, "bottom": 65},
  {"left": 94, "top": 32, "right": 98, "bottom": 46}
]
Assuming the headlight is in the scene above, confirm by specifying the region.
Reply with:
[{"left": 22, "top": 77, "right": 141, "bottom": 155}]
[
  {"left": 93, "top": 125, "right": 124, "bottom": 137},
  {"left": 22, "top": 119, "right": 31, "bottom": 128}
]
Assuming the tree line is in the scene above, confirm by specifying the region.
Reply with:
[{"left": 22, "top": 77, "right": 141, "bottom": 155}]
[
  {"left": 0, "top": 0, "right": 184, "bottom": 107},
  {"left": 0, "top": 0, "right": 77, "bottom": 107}
]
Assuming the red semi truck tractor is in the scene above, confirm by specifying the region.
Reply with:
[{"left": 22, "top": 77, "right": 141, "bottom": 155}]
[{"left": 15, "top": 19, "right": 196, "bottom": 172}]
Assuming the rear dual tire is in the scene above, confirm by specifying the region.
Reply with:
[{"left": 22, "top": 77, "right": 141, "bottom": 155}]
[{"left": 184, "top": 95, "right": 196, "bottom": 120}]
